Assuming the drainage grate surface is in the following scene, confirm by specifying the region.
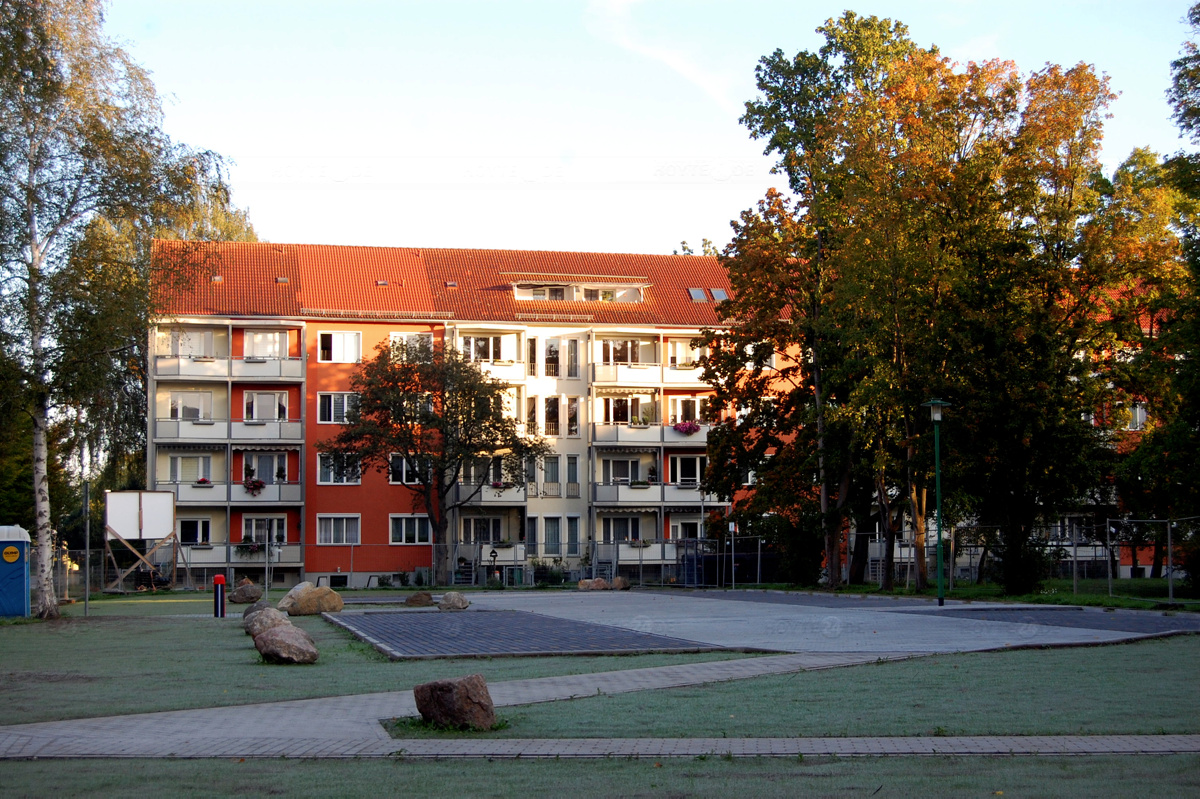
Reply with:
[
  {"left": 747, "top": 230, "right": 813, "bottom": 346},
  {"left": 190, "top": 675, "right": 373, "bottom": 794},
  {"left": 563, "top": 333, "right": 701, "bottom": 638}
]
[{"left": 328, "top": 609, "right": 725, "bottom": 659}]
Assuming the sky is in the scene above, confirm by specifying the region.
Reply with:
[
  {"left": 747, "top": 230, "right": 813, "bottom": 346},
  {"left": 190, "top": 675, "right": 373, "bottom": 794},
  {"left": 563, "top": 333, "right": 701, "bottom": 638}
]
[{"left": 105, "top": 0, "right": 1198, "bottom": 255}]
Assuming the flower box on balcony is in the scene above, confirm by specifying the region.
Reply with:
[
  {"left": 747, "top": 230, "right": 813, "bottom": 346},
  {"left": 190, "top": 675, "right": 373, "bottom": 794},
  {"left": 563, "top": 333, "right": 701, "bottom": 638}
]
[{"left": 672, "top": 421, "right": 702, "bottom": 436}]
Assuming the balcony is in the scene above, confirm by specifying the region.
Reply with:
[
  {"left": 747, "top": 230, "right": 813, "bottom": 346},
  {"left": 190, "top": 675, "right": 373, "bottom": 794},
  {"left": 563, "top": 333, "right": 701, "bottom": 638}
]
[
  {"left": 154, "top": 418, "right": 230, "bottom": 440},
  {"left": 592, "top": 361, "right": 661, "bottom": 385},
  {"left": 175, "top": 542, "right": 303, "bottom": 567},
  {"left": 232, "top": 481, "right": 303, "bottom": 503},
  {"left": 594, "top": 482, "right": 664, "bottom": 504},
  {"left": 231, "top": 357, "right": 304, "bottom": 380},
  {"left": 472, "top": 542, "right": 527, "bottom": 564},
  {"left": 455, "top": 482, "right": 527, "bottom": 505},
  {"left": 154, "top": 355, "right": 229, "bottom": 378},
  {"left": 662, "top": 482, "right": 722, "bottom": 505},
  {"left": 593, "top": 540, "right": 678, "bottom": 564},
  {"left": 230, "top": 419, "right": 304, "bottom": 441},
  {"left": 593, "top": 422, "right": 662, "bottom": 444},
  {"left": 477, "top": 360, "right": 527, "bottom": 381},
  {"left": 662, "top": 362, "right": 708, "bottom": 386},
  {"left": 664, "top": 423, "right": 709, "bottom": 445},
  {"left": 165, "top": 481, "right": 227, "bottom": 503}
]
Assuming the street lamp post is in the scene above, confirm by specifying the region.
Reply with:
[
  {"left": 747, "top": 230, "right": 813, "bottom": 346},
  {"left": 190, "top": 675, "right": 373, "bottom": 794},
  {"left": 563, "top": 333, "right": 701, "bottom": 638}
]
[{"left": 922, "top": 399, "right": 951, "bottom": 607}]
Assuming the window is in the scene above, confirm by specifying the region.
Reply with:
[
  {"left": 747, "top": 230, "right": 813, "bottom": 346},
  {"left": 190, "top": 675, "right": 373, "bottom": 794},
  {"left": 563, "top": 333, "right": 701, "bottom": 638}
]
[
  {"left": 244, "top": 516, "right": 286, "bottom": 544},
  {"left": 670, "top": 340, "right": 707, "bottom": 367},
  {"left": 710, "top": 288, "right": 729, "bottom": 302},
  {"left": 1127, "top": 403, "right": 1148, "bottom": 431},
  {"left": 526, "top": 516, "right": 538, "bottom": 556},
  {"left": 566, "top": 396, "right": 580, "bottom": 436},
  {"left": 671, "top": 520, "right": 703, "bottom": 539},
  {"left": 158, "top": 328, "right": 214, "bottom": 357},
  {"left": 318, "top": 392, "right": 357, "bottom": 423},
  {"left": 544, "top": 396, "right": 560, "bottom": 436},
  {"left": 169, "top": 455, "right": 211, "bottom": 483},
  {"left": 669, "top": 455, "right": 707, "bottom": 484},
  {"left": 687, "top": 288, "right": 707, "bottom": 302},
  {"left": 390, "top": 332, "right": 433, "bottom": 361},
  {"left": 389, "top": 454, "right": 427, "bottom": 485},
  {"left": 602, "top": 516, "right": 640, "bottom": 542},
  {"left": 178, "top": 518, "right": 211, "bottom": 544},
  {"left": 566, "top": 339, "right": 579, "bottom": 378},
  {"left": 244, "top": 452, "right": 286, "bottom": 483},
  {"left": 542, "top": 455, "right": 561, "bottom": 497},
  {"left": 169, "top": 391, "right": 212, "bottom": 420},
  {"left": 601, "top": 339, "right": 640, "bottom": 364},
  {"left": 526, "top": 396, "right": 538, "bottom": 431},
  {"left": 318, "top": 331, "right": 361, "bottom": 363},
  {"left": 567, "top": 516, "right": 580, "bottom": 556},
  {"left": 603, "top": 458, "right": 640, "bottom": 484},
  {"left": 318, "top": 453, "right": 360, "bottom": 484},
  {"left": 566, "top": 455, "right": 580, "bottom": 497},
  {"left": 463, "top": 456, "right": 503, "bottom": 485},
  {"left": 671, "top": 397, "right": 708, "bottom": 423},
  {"left": 245, "top": 330, "right": 286, "bottom": 359},
  {"left": 584, "top": 288, "right": 616, "bottom": 302},
  {"left": 527, "top": 337, "right": 537, "bottom": 376},
  {"left": 602, "top": 396, "right": 643, "bottom": 424},
  {"left": 544, "top": 517, "right": 561, "bottom": 555},
  {"left": 245, "top": 391, "right": 287, "bottom": 422},
  {"left": 462, "top": 335, "right": 502, "bottom": 362},
  {"left": 545, "top": 338, "right": 560, "bottom": 377},
  {"left": 463, "top": 517, "right": 502, "bottom": 544},
  {"left": 390, "top": 515, "right": 431, "bottom": 545},
  {"left": 317, "top": 515, "right": 359, "bottom": 545}
]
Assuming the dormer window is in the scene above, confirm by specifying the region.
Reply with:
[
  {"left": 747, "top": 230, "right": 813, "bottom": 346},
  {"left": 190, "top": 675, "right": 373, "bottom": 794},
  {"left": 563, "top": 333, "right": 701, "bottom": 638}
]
[{"left": 687, "top": 288, "right": 707, "bottom": 302}]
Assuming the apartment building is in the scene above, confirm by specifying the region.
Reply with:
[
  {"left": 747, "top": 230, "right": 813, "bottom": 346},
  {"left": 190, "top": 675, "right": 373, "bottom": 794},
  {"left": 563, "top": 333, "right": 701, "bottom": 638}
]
[{"left": 148, "top": 241, "right": 733, "bottom": 588}]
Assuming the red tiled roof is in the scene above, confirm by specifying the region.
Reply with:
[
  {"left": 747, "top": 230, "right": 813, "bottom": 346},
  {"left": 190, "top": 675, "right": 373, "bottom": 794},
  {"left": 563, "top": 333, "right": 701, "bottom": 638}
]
[{"left": 153, "top": 241, "right": 731, "bottom": 327}]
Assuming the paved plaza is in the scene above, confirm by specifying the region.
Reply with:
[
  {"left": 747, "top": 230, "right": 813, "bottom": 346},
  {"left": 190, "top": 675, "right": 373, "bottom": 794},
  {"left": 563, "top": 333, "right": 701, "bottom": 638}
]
[{"left": 2, "top": 589, "right": 1198, "bottom": 760}]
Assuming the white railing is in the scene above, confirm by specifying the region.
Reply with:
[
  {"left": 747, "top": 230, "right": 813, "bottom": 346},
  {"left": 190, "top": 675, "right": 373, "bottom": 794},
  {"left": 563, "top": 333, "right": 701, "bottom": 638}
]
[
  {"left": 231, "top": 357, "right": 304, "bottom": 379},
  {"left": 232, "top": 482, "right": 303, "bottom": 503},
  {"left": 230, "top": 419, "right": 304, "bottom": 440},
  {"left": 154, "top": 355, "right": 228, "bottom": 378},
  {"left": 456, "top": 483, "right": 527, "bottom": 504},
  {"left": 155, "top": 418, "right": 230, "bottom": 440},
  {"left": 662, "top": 482, "right": 722, "bottom": 504},
  {"left": 592, "top": 362, "right": 662, "bottom": 384},
  {"left": 593, "top": 482, "right": 664, "bottom": 503}
]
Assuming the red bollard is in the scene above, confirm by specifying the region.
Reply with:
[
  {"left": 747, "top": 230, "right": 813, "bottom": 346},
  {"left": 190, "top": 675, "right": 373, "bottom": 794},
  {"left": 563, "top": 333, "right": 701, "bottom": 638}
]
[{"left": 213, "top": 574, "right": 226, "bottom": 618}]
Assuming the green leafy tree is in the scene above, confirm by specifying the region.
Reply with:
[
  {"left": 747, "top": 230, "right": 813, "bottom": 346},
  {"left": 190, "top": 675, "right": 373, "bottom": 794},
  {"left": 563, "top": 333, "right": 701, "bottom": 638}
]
[
  {"left": 320, "top": 340, "right": 551, "bottom": 586},
  {"left": 0, "top": 0, "right": 245, "bottom": 617}
]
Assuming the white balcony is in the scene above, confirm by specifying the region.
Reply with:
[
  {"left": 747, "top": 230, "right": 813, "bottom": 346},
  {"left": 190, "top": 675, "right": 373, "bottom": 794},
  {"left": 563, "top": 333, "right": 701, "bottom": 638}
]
[
  {"left": 155, "top": 419, "right": 230, "bottom": 440},
  {"left": 592, "top": 423, "right": 662, "bottom": 444},
  {"left": 474, "top": 542, "right": 527, "bottom": 564},
  {"left": 154, "top": 355, "right": 229, "bottom": 378},
  {"left": 232, "top": 482, "right": 303, "bottom": 503},
  {"left": 664, "top": 423, "right": 710, "bottom": 444},
  {"left": 167, "top": 482, "right": 227, "bottom": 503},
  {"left": 662, "top": 363, "right": 708, "bottom": 385},
  {"left": 231, "top": 357, "right": 304, "bottom": 379},
  {"left": 617, "top": 540, "right": 677, "bottom": 563},
  {"left": 230, "top": 420, "right": 304, "bottom": 440},
  {"left": 594, "top": 482, "right": 664, "bottom": 503},
  {"left": 592, "top": 362, "right": 661, "bottom": 385},
  {"left": 176, "top": 542, "right": 303, "bottom": 566},
  {"left": 477, "top": 360, "right": 527, "bottom": 381},
  {"left": 662, "top": 482, "right": 722, "bottom": 504},
  {"left": 456, "top": 483, "right": 527, "bottom": 505}
]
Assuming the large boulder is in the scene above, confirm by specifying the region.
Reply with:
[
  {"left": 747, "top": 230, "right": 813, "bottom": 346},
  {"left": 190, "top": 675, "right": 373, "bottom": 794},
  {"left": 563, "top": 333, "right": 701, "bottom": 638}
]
[
  {"left": 578, "top": 578, "right": 609, "bottom": 591},
  {"left": 404, "top": 591, "right": 434, "bottom": 607},
  {"left": 245, "top": 607, "right": 291, "bottom": 638},
  {"left": 229, "top": 583, "right": 263, "bottom": 604},
  {"left": 611, "top": 576, "right": 630, "bottom": 591},
  {"left": 254, "top": 624, "right": 319, "bottom": 665},
  {"left": 242, "top": 599, "right": 271, "bottom": 619},
  {"left": 437, "top": 591, "right": 469, "bottom": 611},
  {"left": 277, "top": 581, "right": 315, "bottom": 613},
  {"left": 413, "top": 674, "right": 495, "bottom": 730},
  {"left": 289, "top": 585, "right": 345, "bottom": 616}
]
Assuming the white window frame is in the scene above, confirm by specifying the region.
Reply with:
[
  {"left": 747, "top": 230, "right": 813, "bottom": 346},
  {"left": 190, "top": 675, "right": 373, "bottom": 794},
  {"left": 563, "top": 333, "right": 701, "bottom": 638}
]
[
  {"left": 602, "top": 458, "right": 640, "bottom": 484},
  {"left": 461, "top": 334, "right": 502, "bottom": 362},
  {"left": 566, "top": 396, "right": 580, "bottom": 436},
  {"left": 463, "top": 517, "right": 502, "bottom": 544},
  {"left": 389, "top": 454, "right": 427, "bottom": 485},
  {"left": 669, "top": 455, "right": 706, "bottom": 485},
  {"left": 543, "top": 516, "right": 562, "bottom": 555},
  {"left": 317, "top": 392, "right": 357, "bottom": 424},
  {"left": 317, "top": 453, "right": 361, "bottom": 485},
  {"left": 244, "top": 452, "right": 287, "bottom": 484},
  {"left": 566, "top": 339, "right": 580, "bottom": 378},
  {"left": 317, "top": 515, "right": 360, "bottom": 545},
  {"left": 245, "top": 391, "right": 287, "bottom": 422},
  {"left": 390, "top": 331, "right": 434, "bottom": 361},
  {"left": 245, "top": 330, "right": 286, "bottom": 359},
  {"left": 566, "top": 515, "right": 580, "bottom": 556},
  {"left": 169, "top": 391, "right": 212, "bottom": 421},
  {"left": 243, "top": 515, "right": 287, "bottom": 544},
  {"left": 390, "top": 514, "right": 432, "bottom": 545},
  {"left": 178, "top": 517, "right": 211, "bottom": 545},
  {"left": 318, "top": 331, "right": 361, "bottom": 363},
  {"left": 158, "top": 328, "right": 214, "bottom": 358},
  {"left": 601, "top": 339, "right": 640, "bottom": 365},
  {"left": 169, "top": 455, "right": 211, "bottom": 483},
  {"left": 602, "top": 516, "right": 640, "bottom": 542}
]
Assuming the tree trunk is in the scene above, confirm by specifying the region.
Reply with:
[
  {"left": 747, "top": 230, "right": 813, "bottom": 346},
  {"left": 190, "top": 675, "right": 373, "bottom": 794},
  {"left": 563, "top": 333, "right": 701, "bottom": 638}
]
[
  {"left": 1151, "top": 536, "right": 1163, "bottom": 579},
  {"left": 975, "top": 543, "right": 989, "bottom": 585},
  {"left": 849, "top": 530, "right": 870, "bottom": 584},
  {"left": 878, "top": 476, "right": 897, "bottom": 592},
  {"left": 32, "top": 396, "right": 58, "bottom": 619},
  {"left": 909, "top": 484, "right": 928, "bottom": 591}
]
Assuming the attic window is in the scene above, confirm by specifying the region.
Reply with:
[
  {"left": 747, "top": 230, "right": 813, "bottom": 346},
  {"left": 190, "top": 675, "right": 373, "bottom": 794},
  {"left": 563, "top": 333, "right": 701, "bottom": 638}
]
[
  {"left": 211, "top": 275, "right": 223, "bottom": 283},
  {"left": 711, "top": 288, "right": 728, "bottom": 301},
  {"left": 687, "top": 288, "right": 707, "bottom": 302},
  {"left": 275, "top": 277, "right": 289, "bottom": 284},
  {"left": 445, "top": 281, "right": 458, "bottom": 289},
  {"left": 375, "top": 280, "right": 388, "bottom": 287}
]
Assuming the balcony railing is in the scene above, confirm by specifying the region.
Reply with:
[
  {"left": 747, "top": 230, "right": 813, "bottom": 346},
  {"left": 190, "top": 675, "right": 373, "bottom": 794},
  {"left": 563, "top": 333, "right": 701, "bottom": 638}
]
[
  {"left": 230, "top": 419, "right": 304, "bottom": 440},
  {"left": 477, "top": 360, "right": 527, "bottom": 381},
  {"left": 662, "top": 482, "right": 722, "bottom": 504},
  {"left": 175, "top": 542, "right": 303, "bottom": 567},
  {"left": 155, "top": 418, "right": 230, "bottom": 440},
  {"left": 593, "top": 539, "right": 678, "bottom": 564},
  {"left": 154, "top": 355, "right": 228, "bottom": 378},
  {"left": 231, "top": 357, "right": 304, "bottom": 379},
  {"left": 232, "top": 481, "right": 303, "bottom": 503},
  {"left": 455, "top": 482, "right": 527, "bottom": 504},
  {"left": 160, "top": 481, "right": 303, "bottom": 503},
  {"left": 166, "top": 481, "right": 227, "bottom": 503},
  {"left": 662, "top": 362, "right": 708, "bottom": 385},
  {"left": 154, "top": 355, "right": 304, "bottom": 379},
  {"left": 592, "top": 361, "right": 661, "bottom": 384},
  {"left": 593, "top": 482, "right": 664, "bottom": 503},
  {"left": 591, "top": 422, "right": 710, "bottom": 445}
]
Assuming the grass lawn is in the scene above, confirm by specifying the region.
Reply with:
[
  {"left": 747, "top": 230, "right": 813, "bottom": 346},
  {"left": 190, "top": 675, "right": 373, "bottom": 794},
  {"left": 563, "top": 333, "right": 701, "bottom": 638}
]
[
  {"left": 5, "top": 754, "right": 1200, "bottom": 798},
  {"left": 0, "top": 592, "right": 751, "bottom": 726},
  {"left": 840, "top": 577, "right": 1200, "bottom": 611}
]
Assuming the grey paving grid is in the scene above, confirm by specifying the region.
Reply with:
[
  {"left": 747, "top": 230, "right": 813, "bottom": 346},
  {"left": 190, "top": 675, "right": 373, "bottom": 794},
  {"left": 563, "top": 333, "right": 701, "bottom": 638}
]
[
  {"left": 893, "top": 606, "right": 1200, "bottom": 635},
  {"left": 327, "top": 608, "right": 731, "bottom": 658}
]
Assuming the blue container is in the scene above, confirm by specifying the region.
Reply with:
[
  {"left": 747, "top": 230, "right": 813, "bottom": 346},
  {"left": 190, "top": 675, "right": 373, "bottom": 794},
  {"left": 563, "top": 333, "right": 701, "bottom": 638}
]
[{"left": 0, "top": 526, "right": 31, "bottom": 618}]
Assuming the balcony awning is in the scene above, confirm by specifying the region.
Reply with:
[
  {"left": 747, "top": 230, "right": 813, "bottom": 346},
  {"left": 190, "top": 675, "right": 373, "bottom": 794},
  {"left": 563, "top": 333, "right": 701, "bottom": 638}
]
[
  {"left": 233, "top": 444, "right": 303, "bottom": 451},
  {"left": 593, "top": 387, "right": 659, "bottom": 396},
  {"left": 158, "top": 443, "right": 225, "bottom": 451},
  {"left": 591, "top": 445, "right": 661, "bottom": 453},
  {"left": 596, "top": 507, "right": 662, "bottom": 515}
]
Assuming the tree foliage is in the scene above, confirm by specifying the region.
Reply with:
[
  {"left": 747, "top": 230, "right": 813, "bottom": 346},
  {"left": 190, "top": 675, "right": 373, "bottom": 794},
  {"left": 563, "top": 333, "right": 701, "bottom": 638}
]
[
  {"left": 319, "top": 340, "right": 551, "bottom": 585},
  {"left": 709, "top": 12, "right": 1181, "bottom": 594},
  {"left": 0, "top": 0, "right": 252, "bottom": 617}
]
